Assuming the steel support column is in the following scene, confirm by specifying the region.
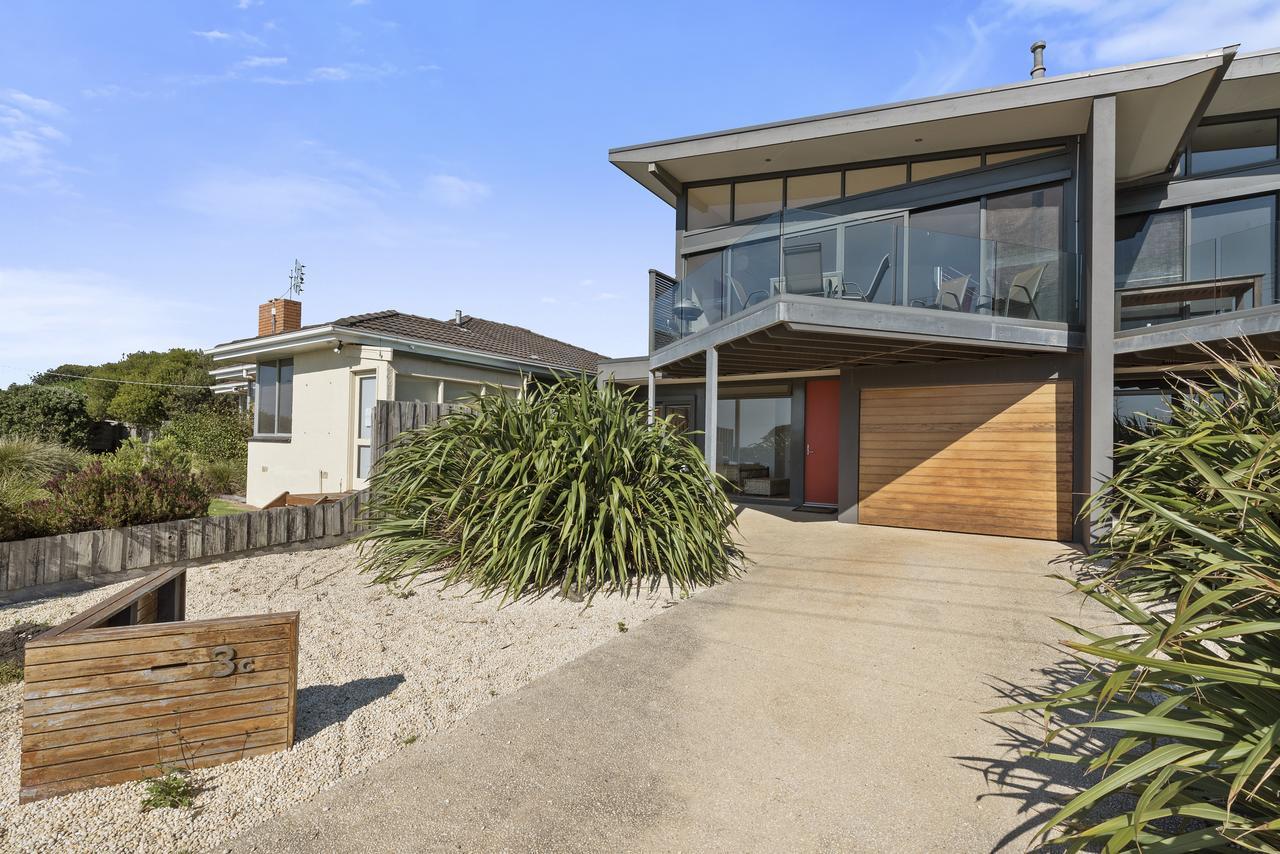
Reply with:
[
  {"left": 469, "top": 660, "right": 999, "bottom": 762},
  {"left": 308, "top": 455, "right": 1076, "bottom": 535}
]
[
  {"left": 647, "top": 369, "right": 656, "bottom": 425},
  {"left": 1083, "top": 95, "right": 1117, "bottom": 547},
  {"left": 704, "top": 347, "right": 718, "bottom": 471}
]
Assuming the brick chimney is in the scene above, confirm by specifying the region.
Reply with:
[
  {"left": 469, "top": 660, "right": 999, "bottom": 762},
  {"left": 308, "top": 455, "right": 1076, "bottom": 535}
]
[{"left": 258, "top": 298, "right": 302, "bottom": 337}]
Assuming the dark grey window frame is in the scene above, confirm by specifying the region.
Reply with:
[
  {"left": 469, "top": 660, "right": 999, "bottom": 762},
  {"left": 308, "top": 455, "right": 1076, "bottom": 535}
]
[
  {"left": 677, "top": 137, "right": 1076, "bottom": 231},
  {"left": 254, "top": 357, "right": 294, "bottom": 438},
  {"left": 1179, "top": 113, "right": 1280, "bottom": 179},
  {"left": 1116, "top": 191, "right": 1278, "bottom": 295}
]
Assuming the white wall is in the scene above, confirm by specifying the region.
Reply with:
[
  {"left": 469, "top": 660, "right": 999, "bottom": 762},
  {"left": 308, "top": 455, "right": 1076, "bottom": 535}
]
[
  {"left": 245, "top": 346, "right": 387, "bottom": 506},
  {"left": 245, "top": 346, "right": 526, "bottom": 506}
]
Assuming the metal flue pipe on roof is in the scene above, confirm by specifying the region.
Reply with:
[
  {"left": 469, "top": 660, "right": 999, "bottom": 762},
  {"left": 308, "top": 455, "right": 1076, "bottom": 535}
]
[{"left": 1030, "top": 41, "right": 1047, "bottom": 78}]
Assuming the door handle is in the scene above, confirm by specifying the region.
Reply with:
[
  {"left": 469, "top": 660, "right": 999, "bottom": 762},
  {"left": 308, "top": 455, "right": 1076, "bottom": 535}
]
[{"left": 806, "top": 444, "right": 814, "bottom": 456}]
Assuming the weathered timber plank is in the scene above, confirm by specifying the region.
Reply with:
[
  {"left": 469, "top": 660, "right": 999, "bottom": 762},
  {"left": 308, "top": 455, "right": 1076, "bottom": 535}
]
[
  {"left": 22, "top": 712, "right": 289, "bottom": 771},
  {"left": 23, "top": 696, "right": 291, "bottom": 752},
  {"left": 20, "top": 739, "right": 286, "bottom": 802},
  {"left": 23, "top": 683, "right": 290, "bottom": 735},
  {"left": 22, "top": 727, "right": 287, "bottom": 787},
  {"left": 25, "top": 638, "right": 293, "bottom": 683}
]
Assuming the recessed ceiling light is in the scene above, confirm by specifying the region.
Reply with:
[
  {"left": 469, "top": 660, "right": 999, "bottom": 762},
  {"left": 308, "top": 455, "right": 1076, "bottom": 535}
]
[
  {"left": 914, "top": 138, "right": 923, "bottom": 143},
  {"left": 764, "top": 157, "right": 772, "bottom": 162}
]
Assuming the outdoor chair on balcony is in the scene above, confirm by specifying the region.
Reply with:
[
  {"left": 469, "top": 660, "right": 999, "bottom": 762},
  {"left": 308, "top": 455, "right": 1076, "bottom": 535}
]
[
  {"left": 837, "top": 254, "right": 891, "bottom": 303},
  {"left": 781, "top": 244, "right": 826, "bottom": 297},
  {"left": 911, "top": 272, "right": 972, "bottom": 311},
  {"left": 1003, "top": 264, "right": 1047, "bottom": 319}
]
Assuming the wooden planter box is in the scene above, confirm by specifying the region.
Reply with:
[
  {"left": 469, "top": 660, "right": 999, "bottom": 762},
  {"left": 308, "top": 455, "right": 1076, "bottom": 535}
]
[{"left": 19, "top": 565, "right": 299, "bottom": 802}]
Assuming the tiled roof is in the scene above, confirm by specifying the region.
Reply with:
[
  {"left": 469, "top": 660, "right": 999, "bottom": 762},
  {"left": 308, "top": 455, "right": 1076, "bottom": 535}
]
[{"left": 331, "top": 310, "right": 607, "bottom": 373}]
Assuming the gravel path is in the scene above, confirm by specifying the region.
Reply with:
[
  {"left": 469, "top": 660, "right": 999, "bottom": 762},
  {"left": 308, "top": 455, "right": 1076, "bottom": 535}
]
[{"left": 0, "top": 544, "right": 686, "bottom": 854}]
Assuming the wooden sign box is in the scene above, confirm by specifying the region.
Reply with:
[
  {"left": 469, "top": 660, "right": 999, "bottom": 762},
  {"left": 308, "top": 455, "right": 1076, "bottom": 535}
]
[{"left": 19, "top": 565, "right": 299, "bottom": 802}]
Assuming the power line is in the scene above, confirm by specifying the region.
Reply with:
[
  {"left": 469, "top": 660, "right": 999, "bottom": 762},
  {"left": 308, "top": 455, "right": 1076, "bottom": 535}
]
[{"left": 36, "top": 371, "right": 214, "bottom": 390}]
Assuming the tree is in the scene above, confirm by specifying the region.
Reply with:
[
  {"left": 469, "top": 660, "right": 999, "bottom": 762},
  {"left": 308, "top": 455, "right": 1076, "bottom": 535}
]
[
  {"left": 0, "top": 384, "right": 94, "bottom": 448},
  {"left": 82, "top": 350, "right": 215, "bottom": 429}
]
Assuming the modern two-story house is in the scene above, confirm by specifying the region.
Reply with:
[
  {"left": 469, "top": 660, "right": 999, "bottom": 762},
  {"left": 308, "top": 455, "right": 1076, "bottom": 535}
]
[
  {"left": 604, "top": 43, "right": 1280, "bottom": 544},
  {"left": 208, "top": 300, "right": 604, "bottom": 506}
]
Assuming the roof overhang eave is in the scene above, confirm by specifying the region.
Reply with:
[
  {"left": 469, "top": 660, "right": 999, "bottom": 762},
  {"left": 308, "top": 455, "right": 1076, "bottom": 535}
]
[
  {"left": 611, "top": 46, "right": 1238, "bottom": 204},
  {"left": 208, "top": 324, "right": 596, "bottom": 376}
]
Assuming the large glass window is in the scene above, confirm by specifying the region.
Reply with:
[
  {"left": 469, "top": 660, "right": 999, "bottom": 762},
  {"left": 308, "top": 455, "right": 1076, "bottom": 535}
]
[
  {"left": 911, "top": 155, "right": 981, "bottom": 181},
  {"left": 781, "top": 230, "right": 836, "bottom": 297},
  {"left": 844, "top": 164, "right": 907, "bottom": 197},
  {"left": 786, "top": 172, "right": 840, "bottom": 209},
  {"left": 687, "top": 184, "right": 731, "bottom": 230},
  {"left": 733, "top": 178, "right": 783, "bottom": 221},
  {"left": 1188, "top": 118, "right": 1278, "bottom": 174},
  {"left": 1115, "top": 209, "right": 1184, "bottom": 289},
  {"left": 395, "top": 376, "right": 440, "bottom": 403},
  {"left": 907, "top": 200, "right": 981, "bottom": 309},
  {"left": 255, "top": 358, "right": 293, "bottom": 436},
  {"left": 1188, "top": 196, "right": 1276, "bottom": 303},
  {"left": 357, "top": 375, "right": 375, "bottom": 440},
  {"left": 715, "top": 392, "right": 791, "bottom": 494},
  {"left": 984, "top": 146, "right": 1066, "bottom": 165},
  {"left": 727, "top": 236, "right": 781, "bottom": 311},
  {"left": 842, "top": 218, "right": 901, "bottom": 304},
  {"left": 985, "top": 185, "right": 1064, "bottom": 319},
  {"left": 442, "top": 381, "right": 481, "bottom": 403}
]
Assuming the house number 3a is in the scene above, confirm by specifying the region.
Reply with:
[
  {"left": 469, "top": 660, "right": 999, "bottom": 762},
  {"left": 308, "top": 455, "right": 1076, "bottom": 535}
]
[{"left": 209, "top": 645, "right": 257, "bottom": 677}]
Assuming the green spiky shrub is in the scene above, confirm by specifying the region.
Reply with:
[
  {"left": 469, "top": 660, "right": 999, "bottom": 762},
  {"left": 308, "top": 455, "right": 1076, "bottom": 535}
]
[
  {"left": 1001, "top": 350, "right": 1280, "bottom": 851},
  {"left": 357, "top": 376, "right": 743, "bottom": 600},
  {"left": 0, "top": 435, "right": 86, "bottom": 541}
]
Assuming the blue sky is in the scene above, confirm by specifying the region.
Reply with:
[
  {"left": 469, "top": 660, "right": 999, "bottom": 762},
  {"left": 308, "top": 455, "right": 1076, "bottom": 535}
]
[{"left": 2, "top": 0, "right": 1279, "bottom": 384}]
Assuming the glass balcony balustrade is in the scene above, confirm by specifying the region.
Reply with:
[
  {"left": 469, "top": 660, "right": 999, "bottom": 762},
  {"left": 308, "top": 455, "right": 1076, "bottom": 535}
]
[{"left": 653, "top": 207, "right": 1081, "bottom": 347}]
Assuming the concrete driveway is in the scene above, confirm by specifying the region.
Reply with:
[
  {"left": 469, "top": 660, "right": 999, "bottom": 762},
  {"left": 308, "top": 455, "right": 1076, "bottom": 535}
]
[{"left": 229, "top": 507, "right": 1100, "bottom": 853}]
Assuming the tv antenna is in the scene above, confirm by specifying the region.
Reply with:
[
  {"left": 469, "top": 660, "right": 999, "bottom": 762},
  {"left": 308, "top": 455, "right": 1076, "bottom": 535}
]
[{"left": 285, "top": 259, "right": 305, "bottom": 299}]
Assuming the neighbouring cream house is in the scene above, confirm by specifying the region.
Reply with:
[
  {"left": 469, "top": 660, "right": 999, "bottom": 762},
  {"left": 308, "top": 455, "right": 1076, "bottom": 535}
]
[{"left": 208, "top": 299, "right": 606, "bottom": 506}]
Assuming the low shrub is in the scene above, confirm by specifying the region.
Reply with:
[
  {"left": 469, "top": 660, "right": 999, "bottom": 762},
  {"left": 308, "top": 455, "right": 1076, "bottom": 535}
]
[
  {"left": 23, "top": 461, "right": 211, "bottom": 536},
  {"left": 161, "top": 403, "right": 250, "bottom": 469},
  {"left": 198, "top": 458, "right": 247, "bottom": 495},
  {"left": 0, "top": 436, "right": 87, "bottom": 540},
  {"left": 358, "top": 375, "right": 743, "bottom": 600},
  {"left": 999, "top": 350, "right": 1280, "bottom": 851},
  {"left": 103, "top": 435, "right": 192, "bottom": 477}
]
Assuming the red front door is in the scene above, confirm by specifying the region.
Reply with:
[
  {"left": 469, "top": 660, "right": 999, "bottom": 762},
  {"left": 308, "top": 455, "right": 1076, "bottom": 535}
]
[{"left": 804, "top": 379, "right": 840, "bottom": 505}]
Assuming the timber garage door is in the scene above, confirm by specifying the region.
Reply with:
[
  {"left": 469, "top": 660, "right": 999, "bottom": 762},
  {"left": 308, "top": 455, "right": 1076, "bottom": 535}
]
[{"left": 858, "top": 381, "right": 1073, "bottom": 540}]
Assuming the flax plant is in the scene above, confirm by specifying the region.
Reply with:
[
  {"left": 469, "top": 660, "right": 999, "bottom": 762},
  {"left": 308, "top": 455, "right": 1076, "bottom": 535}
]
[
  {"left": 999, "top": 348, "right": 1280, "bottom": 851},
  {"left": 357, "top": 376, "right": 743, "bottom": 601}
]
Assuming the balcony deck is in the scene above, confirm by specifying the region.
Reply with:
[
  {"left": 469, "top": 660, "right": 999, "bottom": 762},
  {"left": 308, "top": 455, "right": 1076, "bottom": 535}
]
[
  {"left": 651, "top": 293, "right": 1081, "bottom": 378},
  {"left": 1114, "top": 301, "right": 1280, "bottom": 370}
]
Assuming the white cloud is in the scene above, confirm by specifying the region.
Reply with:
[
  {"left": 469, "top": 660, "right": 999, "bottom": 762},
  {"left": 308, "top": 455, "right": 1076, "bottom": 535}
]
[
  {"left": 236, "top": 0, "right": 261, "bottom": 9},
  {"left": 0, "top": 90, "right": 73, "bottom": 192},
  {"left": 425, "top": 174, "right": 491, "bottom": 206},
  {"left": 1007, "top": 0, "right": 1280, "bottom": 66},
  {"left": 174, "top": 170, "right": 375, "bottom": 226},
  {"left": 893, "top": 16, "right": 998, "bottom": 99},
  {"left": 193, "top": 29, "right": 232, "bottom": 41},
  {"left": 309, "top": 66, "right": 352, "bottom": 82},
  {"left": 0, "top": 269, "right": 205, "bottom": 385},
  {"left": 1, "top": 89, "right": 65, "bottom": 117},
  {"left": 237, "top": 55, "right": 288, "bottom": 69}
]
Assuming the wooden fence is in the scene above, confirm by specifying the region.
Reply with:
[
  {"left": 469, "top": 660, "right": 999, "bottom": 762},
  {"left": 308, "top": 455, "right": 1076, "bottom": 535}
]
[
  {"left": 0, "top": 491, "right": 366, "bottom": 598},
  {"left": 371, "top": 400, "right": 466, "bottom": 467}
]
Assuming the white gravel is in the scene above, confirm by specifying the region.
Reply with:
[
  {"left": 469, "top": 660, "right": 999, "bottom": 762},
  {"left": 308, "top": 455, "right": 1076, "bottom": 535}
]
[{"left": 0, "top": 544, "right": 686, "bottom": 854}]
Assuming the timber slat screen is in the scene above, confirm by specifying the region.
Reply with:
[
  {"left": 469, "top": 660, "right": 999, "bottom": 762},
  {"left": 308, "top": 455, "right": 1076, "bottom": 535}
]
[
  {"left": 858, "top": 381, "right": 1074, "bottom": 541},
  {"left": 0, "top": 492, "right": 364, "bottom": 595},
  {"left": 19, "top": 564, "right": 299, "bottom": 802},
  {"left": 371, "top": 401, "right": 466, "bottom": 467}
]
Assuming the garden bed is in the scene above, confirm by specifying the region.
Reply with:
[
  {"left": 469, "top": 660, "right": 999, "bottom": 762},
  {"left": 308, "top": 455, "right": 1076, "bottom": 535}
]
[{"left": 0, "top": 543, "right": 686, "bottom": 853}]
